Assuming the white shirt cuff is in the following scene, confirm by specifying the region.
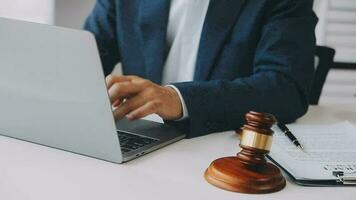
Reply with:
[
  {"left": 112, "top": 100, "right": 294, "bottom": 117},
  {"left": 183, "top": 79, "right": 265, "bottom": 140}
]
[{"left": 166, "top": 85, "right": 189, "bottom": 121}]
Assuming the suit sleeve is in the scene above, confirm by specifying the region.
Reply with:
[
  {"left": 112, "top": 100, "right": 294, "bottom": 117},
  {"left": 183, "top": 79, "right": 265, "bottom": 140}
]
[
  {"left": 168, "top": 0, "right": 318, "bottom": 138},
  {"left": 84, "top": 0, "right": 120, "bottom": 76}
]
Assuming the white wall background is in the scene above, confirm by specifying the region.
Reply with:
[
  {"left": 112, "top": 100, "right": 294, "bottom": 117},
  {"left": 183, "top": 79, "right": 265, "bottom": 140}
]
[
  {"left": 0, "top": 0, "right": 95, "bottom": 28},
  {"left": 54, "top": 0, "right": 95, "bottom": 29},
  {"left": 314, "top": 0, "right": 356, "bottom": 63},
  {"left": 313, "top": 0, "right": 356, "bottom": 105},
  {"left": 0, "top": 0, "right": 54, "bottom": 24}
]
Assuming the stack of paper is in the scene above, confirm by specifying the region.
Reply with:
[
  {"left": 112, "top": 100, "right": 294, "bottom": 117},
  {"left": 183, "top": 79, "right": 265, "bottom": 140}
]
[{"left": 269, "top": 121, "right": 356, "bottom": 182}]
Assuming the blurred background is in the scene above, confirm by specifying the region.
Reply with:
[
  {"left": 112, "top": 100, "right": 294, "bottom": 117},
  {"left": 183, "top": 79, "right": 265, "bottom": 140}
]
[
  {"left": 0, "top": 0, "right": 355, "bottom": 105},
  {"left": 0, "top": 0, "right": 95, "bottom": 28}
]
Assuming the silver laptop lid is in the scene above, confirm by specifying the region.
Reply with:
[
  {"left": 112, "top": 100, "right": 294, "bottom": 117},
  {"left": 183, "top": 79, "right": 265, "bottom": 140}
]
[{"left": 0, "top": 17, "right": 123, "bottom": 163}]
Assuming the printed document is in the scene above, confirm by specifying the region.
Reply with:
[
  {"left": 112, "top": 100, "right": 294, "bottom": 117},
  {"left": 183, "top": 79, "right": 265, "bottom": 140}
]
[{"left": 270, "top": 121, "right": 356, "bottom": 180}]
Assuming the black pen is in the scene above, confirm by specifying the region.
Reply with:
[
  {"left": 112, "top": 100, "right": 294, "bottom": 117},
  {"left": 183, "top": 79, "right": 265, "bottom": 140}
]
[{"left": 277, "top": 123, "right": 304, "bottom": 151}]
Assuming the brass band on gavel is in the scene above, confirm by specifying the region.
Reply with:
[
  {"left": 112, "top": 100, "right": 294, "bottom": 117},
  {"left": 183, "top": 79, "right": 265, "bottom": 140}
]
[
  {"left": 239, "top": 111, "right": 276, "bottom": 152},
  {"left": 240, "top": 129, "right": 273, "bottom": 151}
]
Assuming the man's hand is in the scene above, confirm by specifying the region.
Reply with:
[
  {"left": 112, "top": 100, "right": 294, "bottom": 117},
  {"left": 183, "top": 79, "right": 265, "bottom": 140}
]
[{"left": 106, "top": 75, "right": 183, "bottom": 121}]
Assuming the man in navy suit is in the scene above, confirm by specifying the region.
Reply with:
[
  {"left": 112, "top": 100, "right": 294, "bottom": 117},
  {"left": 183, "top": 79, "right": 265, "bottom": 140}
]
[{"left": 85, "top": 0, "right": 317, "bottom": 138}]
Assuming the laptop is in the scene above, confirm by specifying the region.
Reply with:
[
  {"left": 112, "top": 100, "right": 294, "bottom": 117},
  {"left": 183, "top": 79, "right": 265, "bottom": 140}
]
[{"left": 0, "top": 17, "right": 185, "bottom": 163}]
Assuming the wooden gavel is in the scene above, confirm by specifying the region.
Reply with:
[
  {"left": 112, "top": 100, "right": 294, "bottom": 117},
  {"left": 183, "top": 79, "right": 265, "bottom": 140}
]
[{"left": 204, "top": 111, "right": 286, "bottom": 194}]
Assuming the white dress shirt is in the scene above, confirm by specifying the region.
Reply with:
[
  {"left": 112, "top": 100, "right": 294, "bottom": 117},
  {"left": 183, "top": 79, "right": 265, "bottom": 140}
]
[{"left": 162, "top": 0, "right": 210, "bottom": 119}]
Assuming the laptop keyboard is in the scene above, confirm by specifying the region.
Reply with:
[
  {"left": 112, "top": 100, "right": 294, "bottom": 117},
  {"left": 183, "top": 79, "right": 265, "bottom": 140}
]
[{"left": 118, "top": 131, "right": 159, "bottom": 154}]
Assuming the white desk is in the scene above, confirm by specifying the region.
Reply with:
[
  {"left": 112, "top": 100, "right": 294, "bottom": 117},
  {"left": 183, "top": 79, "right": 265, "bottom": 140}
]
[{"left": 0, "top": 104, "right": 355, "bottom": 200}]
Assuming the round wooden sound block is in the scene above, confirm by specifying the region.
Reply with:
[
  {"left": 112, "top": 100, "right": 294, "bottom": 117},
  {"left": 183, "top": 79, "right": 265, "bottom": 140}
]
[{"left": 204, "top": 156, "right": 286, "bottom": 194}]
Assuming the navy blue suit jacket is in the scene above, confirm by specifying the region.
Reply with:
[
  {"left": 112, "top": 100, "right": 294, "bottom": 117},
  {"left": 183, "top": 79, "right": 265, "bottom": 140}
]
[{"left": 84, "top": 0, "right": 317, "bottom": 138}]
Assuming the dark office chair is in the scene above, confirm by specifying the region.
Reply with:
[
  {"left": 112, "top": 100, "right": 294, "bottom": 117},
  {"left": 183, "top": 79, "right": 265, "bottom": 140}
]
[
  {"left": 334, "top": 62, "right": 356, "bottom": 70},
  {"left": 309, "top": 46, "right": 336, "bottom": 105}
]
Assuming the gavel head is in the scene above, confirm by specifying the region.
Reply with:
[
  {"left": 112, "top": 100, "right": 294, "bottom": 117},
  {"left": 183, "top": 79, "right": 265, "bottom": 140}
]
[
  {"left": 245, "top": 111, "right": 276, "bottom": 133},
  {"left": 237, "top": 111, "right": 277, "bottom": 165}
]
